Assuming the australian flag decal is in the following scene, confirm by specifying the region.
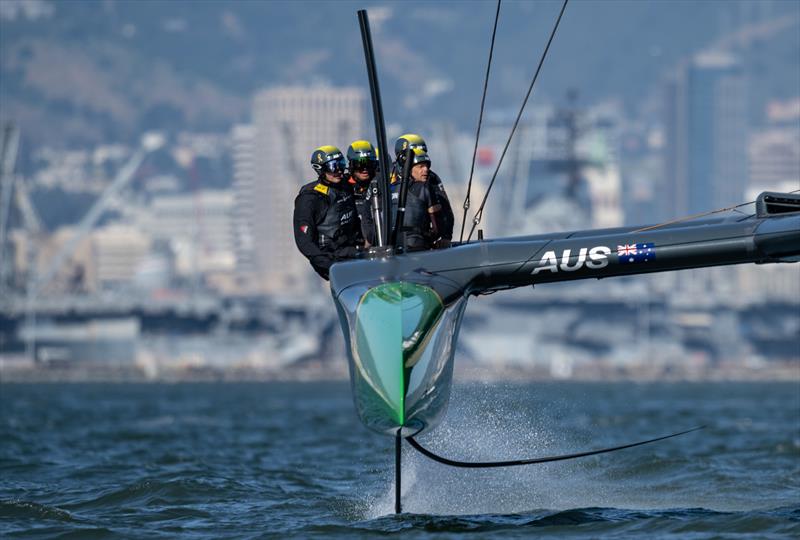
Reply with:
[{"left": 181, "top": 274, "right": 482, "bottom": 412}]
[{"left": 617, "top": 243, "right": 655, "bottom": 264}]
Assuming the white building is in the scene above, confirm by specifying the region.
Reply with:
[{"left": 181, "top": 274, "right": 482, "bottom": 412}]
[
  {"left": 142, "top": 190, "right": 236, "bottom": 280},
  {"left": 738, "top": 263, "right": 800, "bottom": 305},
  {"left": 250, "top": 86, "right": 365, "bottom": 293},
  {"left": 91, "top": 224, "right": 151, "bottom": 289},
  {"left": 748, "top": 127, "right": 800, "bottom": 195},
  {"left": 230, "top": 124, "right": 257, "bottom": 285}
]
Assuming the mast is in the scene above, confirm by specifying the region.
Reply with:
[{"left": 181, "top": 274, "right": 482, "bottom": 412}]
[
  {"left": 357, "top": 9, "right": 403, "bottom": 514},
  {"left": 358, "top": 10, "right": 393, "bottom": 248}
]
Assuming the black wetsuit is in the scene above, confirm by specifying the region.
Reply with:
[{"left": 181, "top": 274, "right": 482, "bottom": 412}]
[
  {"left": 352, "top": 178, "right": 377, "bottom": 247},
  {"left": 293, "top": 179, "right": 360, "bottom": 280},
  {"left": 390, "top": 168, "right": 454, "bottom": 251}
]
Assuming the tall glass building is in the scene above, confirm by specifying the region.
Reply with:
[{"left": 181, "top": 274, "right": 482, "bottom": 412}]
[{"left": 664, "top": 52, "right": 748, "bottom": 218}]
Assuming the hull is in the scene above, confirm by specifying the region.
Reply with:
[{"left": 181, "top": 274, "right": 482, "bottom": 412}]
[
  {"left": 334, "top": 280, "right": 468, "bottom": 436},
  {"left": 331, "top": 197, "right": 800, "bottom": 437}
]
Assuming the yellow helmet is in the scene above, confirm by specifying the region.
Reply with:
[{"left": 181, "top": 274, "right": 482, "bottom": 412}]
[
  {"left": 310, "top": 145, "right": 345, "bottom": 176},
  {"left": 347, "top": 140, "right": 377, "bottom": 163},
  {"left": 394, "top": 133, "right": 427, "bottom": 160},
  {"left": 409, "top": 147, "right": 431, "bottom": 165},
  {"left": 347, "top": 140, "right": 378, "bottom": 178}
]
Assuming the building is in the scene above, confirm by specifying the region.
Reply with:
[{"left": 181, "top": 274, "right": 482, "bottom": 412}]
[
  {"left": 250, "top": 86, "right": 365, "bottom": 293},
  {"left": 91, "top": 224, "right": 150, "bottom": 290},
  {"left": 738, "top": 263, "right": 800, "bottom": 305},
  {"left": 19, "top": 226, "right": 94, "bottom": 294},
  {"left": 478, "top": 102, "right": 623, "bottom": 236},
  {"left": 663, "top": 51, "right": 748, "bottom": 219},
  {"left": 137, "top": 190, "right": 237, "bottom": 291},
  {"left": 747, "top": 98, "right": 800, "bottom": 196},
  {"left": 230, "top": 124, "right": 257, "bottom": 286},
  {"left": 423, "top": 125, "right": 487, "bottom": 241},
  {"left": 581, "top": 103, "right": 624, "bottom": 229},
  {"left": 662, "top": 52, "right": 750, "bottom": 298},
  {"left": 748, "top": 127, "right": 800, "bottom": 196}
]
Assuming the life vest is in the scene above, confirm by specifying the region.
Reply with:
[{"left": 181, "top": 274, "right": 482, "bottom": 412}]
[
  {"left": 353, "top": 183, "right": 377, "bottom": 246},
  {"left": 389, "top": 165, "right": 451, "bottom": 249},
  {"left": 400, "top": 182, "right": 431, "bottom": 236},
  {"left": 301, "top": 180, "right": 358, "bottom": 250}
]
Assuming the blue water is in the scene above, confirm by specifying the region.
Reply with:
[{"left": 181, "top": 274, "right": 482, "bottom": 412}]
[{"left": 1, "top": 382, "right": 799, "bottom": 538}]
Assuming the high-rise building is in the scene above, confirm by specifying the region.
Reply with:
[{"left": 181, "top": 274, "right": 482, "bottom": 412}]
[
  {"left": 230, "top": 124, "right": 257, "bottom": 286},
  {"left": 748, "top": 127, "right": 800, "bottom": 196},
  {"left": 250, "top": 86, "right": 365, "bottom": 293},
  {"left": 747, "top": 98, "right": 800, "bottom": 197},
  {"left": 662, "top": 52, "right": 750, "bottom": 297},
  {"left": 663, "top": 51, "right": 748, "bottom": 219}
]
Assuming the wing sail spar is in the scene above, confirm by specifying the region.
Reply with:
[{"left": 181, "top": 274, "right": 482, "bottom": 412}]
[{"left": 333, "top": 194, "right": 800, "bottom": 303}]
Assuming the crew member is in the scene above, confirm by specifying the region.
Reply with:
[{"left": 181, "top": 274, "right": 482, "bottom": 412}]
[
  {"left": 391, "top": 134, "right": 454, "bottom": 250},
  {"left": 393, "top": 146, "right": 454, "bottom": 251},
  {"left": 293, "top": 145, "right": 360, "bottom": 280},
  {"left": 390, "top": 133, "right": 427, "bottom": 184},
  {"left": 346, "top": 140, "right": 378, "bottom": 247}
]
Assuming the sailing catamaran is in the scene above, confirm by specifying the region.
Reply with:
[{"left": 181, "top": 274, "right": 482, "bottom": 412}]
[{"left": 334, "top": 5, "right": 800, "bottom": 513}]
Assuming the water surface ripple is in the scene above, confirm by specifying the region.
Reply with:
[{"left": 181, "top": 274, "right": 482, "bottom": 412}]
[{"left": 1, "top": 382, "right": 798, "bottom": 538}]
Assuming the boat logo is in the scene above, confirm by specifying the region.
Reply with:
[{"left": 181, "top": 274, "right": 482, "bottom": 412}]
[
  {"left": 531, "top": 246, "right": 611, "bottom": 275},
  {"left": 617, "top": 242, "right": 656, "bottom": 264}
]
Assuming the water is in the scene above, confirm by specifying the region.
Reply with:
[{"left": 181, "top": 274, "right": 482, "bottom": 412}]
[{"left": 1, "top": 381, "right": 798, "bottom": 538}]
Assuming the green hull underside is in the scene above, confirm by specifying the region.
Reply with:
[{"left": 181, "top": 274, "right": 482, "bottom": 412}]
[{"left": 337, "top": 281, "right": 467, "bottom": 436}]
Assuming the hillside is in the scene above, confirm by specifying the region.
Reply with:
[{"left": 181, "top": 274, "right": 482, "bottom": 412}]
[{"left": 1, "top": 0, "right": 798, "bottom": 148}]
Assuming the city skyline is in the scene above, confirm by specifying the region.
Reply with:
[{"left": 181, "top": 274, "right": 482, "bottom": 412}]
[
  {"left": 2, "top": 83, "right": 798, "bottom": 295},
  {"left": 0, "top": 0, "right": 798, "bottom": 380}
]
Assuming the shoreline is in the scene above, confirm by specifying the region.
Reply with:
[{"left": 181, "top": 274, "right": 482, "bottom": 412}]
[{"left": 2, "top": 361, "right": 798, "bottom": 384}]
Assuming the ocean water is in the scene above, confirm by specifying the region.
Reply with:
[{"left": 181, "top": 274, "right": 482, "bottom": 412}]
[{"left": 1, "top": 381, "right": 798, "bottom": 538}]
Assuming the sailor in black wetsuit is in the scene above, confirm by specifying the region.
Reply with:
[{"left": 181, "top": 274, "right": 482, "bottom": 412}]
[
  {"left": 346, "top": 140, "right": 378, "bottom": 248},
  {"left": 391, "top": 134, "right": 454, "bottom": 251},
  {"left": 293, "top": 146, "right": 360, "bottom": 280}
]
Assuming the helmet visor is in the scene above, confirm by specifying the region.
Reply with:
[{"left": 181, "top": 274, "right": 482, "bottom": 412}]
[
  {"left": 350, "top": 158, "right": 377, "bottom": 173},
  {"left": 412, "top": 153, "right": 431, "bottom": 166},
  {"left": 323, "top": 156, "right": 347, "bottom": 174}
]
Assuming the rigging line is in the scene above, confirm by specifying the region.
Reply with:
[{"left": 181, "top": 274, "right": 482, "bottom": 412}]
[
  {"left": 406, "top": 425, "right": 705, "bottom": 469},
  {"left": 632, "top": 188, "right": 800, "bottom": 233},
  {"left": 466, "top": 0, "right": 569, "bottom": 243},
  {"left": 459, "top": 0, "right": 502, "bottom": 244}
]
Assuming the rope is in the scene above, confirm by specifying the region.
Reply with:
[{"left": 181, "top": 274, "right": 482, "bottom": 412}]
[
  {"left": 633, "top": 189, "right": 800, "bottom": 233},
  {"left": 459, "top": 0, "right": 502, "bottom": 244},
  {"left": 406, "top": 425, "right": 705, "bottom": 468},
  {"left": 467, "top": 0, "right": 570, "bottom": 242}
]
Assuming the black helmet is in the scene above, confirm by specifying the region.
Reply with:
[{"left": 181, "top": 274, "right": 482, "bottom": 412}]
[
  {"left": 310, "top": 145, "right": 346, "bottom": 176},
  {"left": 394, "top": 133, "right": 427, "bottom": 160},
  {"left": 346, "top": 140, "right": 378, "bottom": 175}
]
